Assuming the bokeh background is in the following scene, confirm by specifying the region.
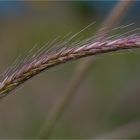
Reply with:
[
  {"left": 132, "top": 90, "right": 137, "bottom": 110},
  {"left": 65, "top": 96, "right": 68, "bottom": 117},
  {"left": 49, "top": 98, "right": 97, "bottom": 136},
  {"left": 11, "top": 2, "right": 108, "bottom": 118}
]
[{"left": 0, "top": 1, "right": 140, "bottom": 139}]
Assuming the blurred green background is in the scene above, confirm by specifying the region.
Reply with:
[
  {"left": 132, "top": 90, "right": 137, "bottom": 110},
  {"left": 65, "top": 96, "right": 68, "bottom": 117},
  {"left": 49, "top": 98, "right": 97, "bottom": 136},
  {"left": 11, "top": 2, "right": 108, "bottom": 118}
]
[{"left": 0, "top": 1, "right": 140, "bottom": 139}]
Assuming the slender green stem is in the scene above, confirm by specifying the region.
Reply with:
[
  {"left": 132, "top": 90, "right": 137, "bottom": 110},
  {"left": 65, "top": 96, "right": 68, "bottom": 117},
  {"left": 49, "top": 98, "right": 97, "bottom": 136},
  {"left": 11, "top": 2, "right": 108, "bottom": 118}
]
[{"left": 38, "top": 1, "right": 135, "bottom": 138}]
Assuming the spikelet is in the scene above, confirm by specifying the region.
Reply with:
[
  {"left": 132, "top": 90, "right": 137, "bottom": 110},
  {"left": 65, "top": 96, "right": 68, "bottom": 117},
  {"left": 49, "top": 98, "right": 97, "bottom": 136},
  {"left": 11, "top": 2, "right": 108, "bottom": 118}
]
[{"left": 0, "top": 25, "right": 140, "bottom": 98}]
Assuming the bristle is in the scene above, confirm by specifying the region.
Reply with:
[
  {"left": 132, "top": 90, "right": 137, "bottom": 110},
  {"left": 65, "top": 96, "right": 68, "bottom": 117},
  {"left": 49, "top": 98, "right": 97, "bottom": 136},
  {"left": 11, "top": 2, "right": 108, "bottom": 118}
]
[{"left": 0, "top": 24, "right": 140, "bottom": 98}]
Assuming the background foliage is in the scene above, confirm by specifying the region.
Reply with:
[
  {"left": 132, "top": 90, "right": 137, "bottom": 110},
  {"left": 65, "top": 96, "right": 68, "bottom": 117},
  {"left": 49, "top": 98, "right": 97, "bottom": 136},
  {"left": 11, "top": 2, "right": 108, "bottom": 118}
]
[{"left": 0, "top": 1, "right": 140, "bottom": 138}]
